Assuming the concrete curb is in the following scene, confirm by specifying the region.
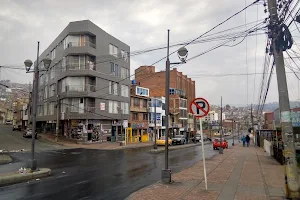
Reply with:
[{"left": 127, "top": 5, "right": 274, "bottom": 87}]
[
  {"left": 149, "top": 141, "right": 211, "bottom": 154},
  {"left": 0, "top": 154, "right": 13, "bottom": 165},
  {"left": 0, "top": 168, "right": 51, "bottom": 187}
]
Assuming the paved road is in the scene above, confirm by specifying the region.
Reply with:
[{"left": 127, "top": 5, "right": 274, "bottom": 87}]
[
  {"left": 0, "top": 125, "right": 235, "bottom": 200},
  {"left": 0, "top": 125, "right": 71, "bottom": 152}
]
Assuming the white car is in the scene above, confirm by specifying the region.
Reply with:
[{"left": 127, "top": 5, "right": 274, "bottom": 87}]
[{"left": 224, "top": 133, "right": 231, "bottom": 136}]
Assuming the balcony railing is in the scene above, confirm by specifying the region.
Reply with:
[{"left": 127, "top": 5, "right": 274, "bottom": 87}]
[
  {"left": 63, "top": 84, "right": 96, "bottom": 93},
  {"left": 64, "top": 63, "right": 96, "bottom": 71},
  {"left": 64, "top": 106, "right": 96, "bottom": 114},
  {"left": 149, "top": 120, "right": 162, "bottom": 124},
  {"left": 67, "top": 41, "right": 96, "bottom": 49}
]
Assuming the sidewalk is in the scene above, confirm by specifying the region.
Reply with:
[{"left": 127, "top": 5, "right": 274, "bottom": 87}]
[
  {"left": 39, "top": 134, "right": 154, "bottom": 150},
  {"left": 126, "top": 144, "right": 286, "bottom": 200}
]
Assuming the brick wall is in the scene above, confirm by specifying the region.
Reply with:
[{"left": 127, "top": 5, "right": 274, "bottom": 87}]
[{"left": 135, "top": 66, "right": 195, "bottom": 112}]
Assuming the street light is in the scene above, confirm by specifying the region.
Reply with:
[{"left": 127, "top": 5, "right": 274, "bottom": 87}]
[
  {"left": 162, "top": 30, "right": 188, "bottom": 184},
  {"left": 24, "top": 41, "right": 52, "bottom": 171}
]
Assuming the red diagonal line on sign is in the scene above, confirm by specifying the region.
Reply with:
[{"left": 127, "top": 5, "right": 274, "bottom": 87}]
[{"left": 192, "top": 101, "right": 208, "bottom": 115}]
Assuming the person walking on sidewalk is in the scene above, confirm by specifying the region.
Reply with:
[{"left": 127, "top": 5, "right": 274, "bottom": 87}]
[
  {"left": 241, "top": 135, "right": 246, "bottom": 147},
  {"left": 246, "top": 134, "right": 250, "bottom": 147}
]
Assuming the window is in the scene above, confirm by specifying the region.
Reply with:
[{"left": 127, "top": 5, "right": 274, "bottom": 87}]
[
  {"left": 71, "top": 98, "right": 80, "bottom": 112},
  {"left": 49, "top": 84, "right": 55, "bottom": 97},
  {"left": 110, "top": 62, "right": 119, "bottom": 76},
  {"left": 151, "top": 99, "right": 162, "bottom": 107},
  {"left": 44, "top": 103, "right": 48, "bottom": 116},
  {"left": 109, "top": 81, "right": 118, "bottom": 95},
  {"left": 180, "top": 110, "right": 187, "bottom": 118},
  {"left": 121, "top": 67, "right": 130, "bottom": 79},
  {"left": 169, "top": 88, "right": 175, "bottom": 94},
  {"left": 136, "top": 87, "right": 149, "bottom": 96},
  {"left": 62, "top": 57, "right": 66, "bottom": 71},
  {"left": 50, "top": 66, "right": 55, "bottom": 79},
  {"left": 143, "top": 99, "right": 147, "bottom": 107},
  {"left": 51, "top": 48, "right": 56, "bottom": 59},
  {"left": 134, "top": 98, "right": 139, "bottom": 106},
  {"left": 48, "top": 102, "right": 55, "bottom": 115},
  {"left": 132, "top": 113, "right": 138, "bottom": 120},
  {"left": 121, "top": 102, "right": 129, "bottom": 114},
  {"left": 180, "top": 99, "right": 187, "bottom": 108},
  {"left": 109, "top": 44, "right": 118, "bottom": 57},
  {"left": 61, "top": 77, "right": 85, "bottom": 92},
  {"left": 143, "top": 113, "right": 148, "bottom": 120},
  {"left": 44, "top": 86, "right": 48, "bottom": 99},
  {"left": 109, "top": 100, "right": 118, "bottom": 114},
  {"left": 121, "top": 85, "right": 129, "bottom": 97}
]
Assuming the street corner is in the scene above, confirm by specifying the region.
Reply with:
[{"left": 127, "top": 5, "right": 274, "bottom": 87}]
[
  {"left": 0, "top": 168, "right": 51, "bottom": 187},
  {"left": 0, "top": 153, "right": 13, "bottom": 164}
]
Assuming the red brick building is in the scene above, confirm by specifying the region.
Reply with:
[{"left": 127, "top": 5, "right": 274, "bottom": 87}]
[{"left": 135, "top": 66, "right": 196, "bottom": 135}]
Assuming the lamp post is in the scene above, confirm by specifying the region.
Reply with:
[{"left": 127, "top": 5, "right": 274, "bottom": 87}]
[
  {"left": 162, "top": 30, "right": 188, "bottom": 183},
  {"left": 232, "top": 119, "right": 235, "bottom": 146},
  {"left": 24, "top": 41, "right": 51, "bottom": 171}
]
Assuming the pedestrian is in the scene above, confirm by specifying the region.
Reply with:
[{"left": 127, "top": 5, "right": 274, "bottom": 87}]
[
  {"left": 246, "top": 134, "right": 250, "bottom": 147},
  {"left": 241, "top": 135, "right": 246, "bottom": 147}
]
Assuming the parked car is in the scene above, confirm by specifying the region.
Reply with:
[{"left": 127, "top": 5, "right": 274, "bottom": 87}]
[
  {"left": 12, "top": 125, "right": 22, "bottom": 131},
  {"left": 213, "top": 138, "right": 228, "bottom": 150},
  {"left": 191, "top": 134, "right": 201, "bottom": 143},
  {"left": 172, "top": 135, "right": 186, "bottom": 145},
  {"left": 156, "top": 136, "right": 172, "bottom": 146},
  {"left": 5, "top": 120, "right": 12, "bottom": 125},
  {"left": 224, "top": 132, "right": 231, "bottom": 136},
  {"left": 214, "top": 132, "right": 221, "bottom": 137},
  {"left": 23, "top": 129, "right": 37, "bottom": 139}
]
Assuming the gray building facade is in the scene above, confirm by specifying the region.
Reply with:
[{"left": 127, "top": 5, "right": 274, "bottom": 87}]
[{"left": 36, "top": 20, "right": 130, "bottom": 139}]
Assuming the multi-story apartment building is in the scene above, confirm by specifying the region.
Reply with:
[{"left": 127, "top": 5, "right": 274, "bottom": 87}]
[
  {"left": 135, "top": 66, "right": 196, "bottom": 136},
  {"left": 34, "top": 20, "right": 130, "bottom": 141},
  {"left": 149, "top": 96, "right": 166, "bottom": 139},
  {"left": 204, "top": 111, "right": 219, "bottom": 124},
  {"left": 129, "top": 84, "right": 150, "bottom": 142}
]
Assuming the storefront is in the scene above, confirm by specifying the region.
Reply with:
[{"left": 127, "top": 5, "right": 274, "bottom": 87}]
[{"left": 131, "top": 123, "right": 149, "bottom": 142}]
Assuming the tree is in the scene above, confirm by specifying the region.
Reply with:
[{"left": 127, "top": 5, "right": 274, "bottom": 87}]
[{"left": 226, "top": 104, "right": 231, "bottom": 110}]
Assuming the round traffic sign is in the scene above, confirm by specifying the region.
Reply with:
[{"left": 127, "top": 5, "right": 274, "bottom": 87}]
[{"left": 190, "top": 97, "right": 210, "bottom": 118}]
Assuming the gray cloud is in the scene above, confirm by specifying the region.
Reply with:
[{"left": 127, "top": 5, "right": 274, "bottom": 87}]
[{"left": 1, "top": 0, "right": 300, "bottom": 106}]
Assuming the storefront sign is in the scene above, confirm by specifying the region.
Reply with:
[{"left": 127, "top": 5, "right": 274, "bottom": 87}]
[
  {"left": 123, "top": 120, "right": 128, "bottom": 128},
  {"left": 292, "top": 111, "right": 300, "bottom": 127},
  {"left": 100, "top": 103, "right": 105, "bottom": 111}
]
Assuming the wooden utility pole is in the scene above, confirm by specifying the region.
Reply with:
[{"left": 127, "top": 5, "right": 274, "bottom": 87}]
[{"left": 267, "top": 0, "right": 300, "bottom": 198}]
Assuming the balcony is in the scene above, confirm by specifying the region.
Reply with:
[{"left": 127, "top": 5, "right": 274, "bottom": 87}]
[
  {"left": 63, "top": 106, "right": 96, "bottom": 120},
  {"left": 60, "top": 84, "right": 96, "bottom": 98},
  {"left": 65, "top": 63, "right": 96, "bottom": 71},
  {"left": 64, "top": 42, "right": 97, "bottom": 57},
  {"left": 66, "top": 41, "right": 96, "bottom": 49}
]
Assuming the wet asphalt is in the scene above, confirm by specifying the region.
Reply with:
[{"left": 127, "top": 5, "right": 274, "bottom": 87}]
[{"left": 0, "top": 126, "right": 235, "bottom": 200}]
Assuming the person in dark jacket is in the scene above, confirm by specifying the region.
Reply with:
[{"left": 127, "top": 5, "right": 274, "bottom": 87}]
[{"left": 246, "top": 135, "right": 250, "bottom": 147}]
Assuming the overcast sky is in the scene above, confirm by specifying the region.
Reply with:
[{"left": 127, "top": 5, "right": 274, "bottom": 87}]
[{"left": 1, "top": 0, "right": 300, "bottom": 106}]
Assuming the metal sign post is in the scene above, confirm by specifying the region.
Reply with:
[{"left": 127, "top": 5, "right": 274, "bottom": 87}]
[
  {"left": 190, "top": 97, "right": 209, "bottom": 191},
  {"left": 199, "top": 117, "right": 207, "bottom": 190}
]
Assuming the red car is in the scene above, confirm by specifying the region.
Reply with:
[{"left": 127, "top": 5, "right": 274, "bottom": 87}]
[{"left": 213, "top": 138, "right": 228, "bottom": 150}]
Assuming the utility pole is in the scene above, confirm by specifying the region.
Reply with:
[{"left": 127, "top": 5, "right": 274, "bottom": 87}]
[
  {"left": 154, "top": 98, "right": 157, "bottom": 149},
  {"left": 232, "top": 119, "right": 235, "bottom": 146},
  {"left": 219, "top": 96, "right": 223, "bottom": 154},
  {"left": 55, "top": 83, "right": 59, "bottom": 142},
  {"left": 251, "top": 104, "right": 254, "bottom": 144},
  {"left": 267, "top": 0, "right": 300, "bottom": 198}
]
